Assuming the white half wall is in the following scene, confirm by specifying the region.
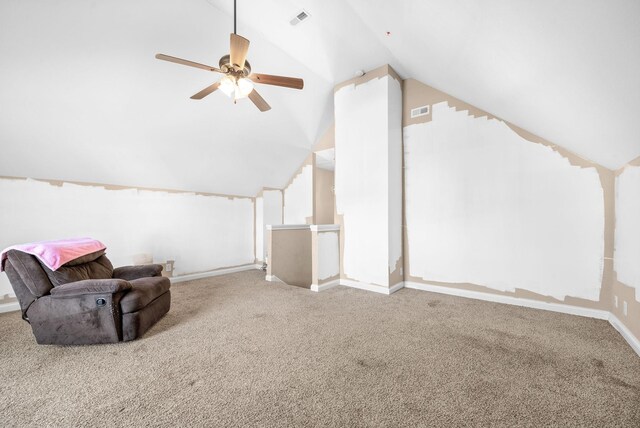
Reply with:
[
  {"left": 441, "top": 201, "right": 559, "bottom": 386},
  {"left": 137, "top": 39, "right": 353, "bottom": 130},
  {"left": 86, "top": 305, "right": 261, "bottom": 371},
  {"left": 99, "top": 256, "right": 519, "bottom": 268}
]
[
  {"left": 334, "top": 74, "right": 403, "bottom": 287},
  {"left": 317, "top": 231, "right": 340, "bottom": 281},
  {"left": 404, "top": 102, "right": 605, "bottom": 301},
  {"left": 615, "top": 164, "right": 640, "bottom": 301},
  {"left": 283, "top": 164, "right": 313, "bottom": 224},
  {"left": 0, "top": 178, "right": 255, "bottom": 299}
]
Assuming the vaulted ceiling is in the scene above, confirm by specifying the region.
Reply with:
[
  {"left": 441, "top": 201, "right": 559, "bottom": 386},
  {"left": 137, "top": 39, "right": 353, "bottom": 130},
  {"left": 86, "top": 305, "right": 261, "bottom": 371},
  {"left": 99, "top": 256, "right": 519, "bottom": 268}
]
[{"left": 1, "top": 0, "right": 638, "bottom": 196}]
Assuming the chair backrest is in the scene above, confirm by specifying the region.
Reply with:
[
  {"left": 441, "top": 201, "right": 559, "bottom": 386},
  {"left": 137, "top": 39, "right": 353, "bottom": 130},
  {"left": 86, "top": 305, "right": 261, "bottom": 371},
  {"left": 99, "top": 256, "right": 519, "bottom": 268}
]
[
  {"left": 4, "top": 249, "right": 115, "bottom": 318},
  {"left": 4, "top": 250, "right": 54, "bottom": 318},
  {"left": 41, "top": 252, "right": 113, "bottom": 287}
]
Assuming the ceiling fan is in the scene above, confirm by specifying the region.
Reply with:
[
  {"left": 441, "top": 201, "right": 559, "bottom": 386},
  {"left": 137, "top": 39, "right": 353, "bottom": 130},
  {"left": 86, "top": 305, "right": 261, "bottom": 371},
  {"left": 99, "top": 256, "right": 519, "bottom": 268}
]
[{"left": 155, "top": 0, "right": 304, "bottom": 112}]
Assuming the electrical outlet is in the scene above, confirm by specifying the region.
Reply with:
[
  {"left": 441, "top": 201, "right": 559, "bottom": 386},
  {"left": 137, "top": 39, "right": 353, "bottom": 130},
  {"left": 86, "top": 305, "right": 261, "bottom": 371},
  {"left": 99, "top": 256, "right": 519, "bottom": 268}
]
[
  {"left": 623, "top": 301, "right": 628, "bottom": 317},
  {"left": 614, "top": 295, "right": 619, "bottom": 308}
]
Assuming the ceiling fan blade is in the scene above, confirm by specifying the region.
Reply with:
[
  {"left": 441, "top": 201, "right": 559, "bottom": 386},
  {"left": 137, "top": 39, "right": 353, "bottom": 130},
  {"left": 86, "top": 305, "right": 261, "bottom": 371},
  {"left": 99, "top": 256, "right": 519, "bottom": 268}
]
[
  {"left": 155, "top": 54, "right": 222, "bottom": 73},
  {"left": 190, "top": 82, "right": 221, "bottom": 100},
  {"left": 248, "top": 73, "right": 304, "bottom": 90},
  {"left": 248, "top": 89, "right": 271, "bottom": 112},
  {"left": 229, "top": 33, "right": 250, "bottom": 70}
]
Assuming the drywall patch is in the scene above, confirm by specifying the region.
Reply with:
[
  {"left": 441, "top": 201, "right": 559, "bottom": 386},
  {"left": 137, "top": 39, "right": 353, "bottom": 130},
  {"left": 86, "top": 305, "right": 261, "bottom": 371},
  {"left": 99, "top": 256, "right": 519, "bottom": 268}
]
[
  {"left": 254, "top": 188, "right": 283, "bottom": 263},
  {"left": 317, "top": 231, "right": 340, "bottom": 280},
  {"left": 284, "top": 164, "right": 313, "bottom": 224},
  {"left": 262, "top": 189, "right": 283, "bottom": 261},
  {"left": 334, "top": 74, "right": 402, "bottom": 287},
  {"left": 0, "top": 177, "right": 254, "bottom": 298},
  {"left": 255, "top": 196, "right": 264, "bottom": 261},
  {"left": 404, "top": 102, "right": 604, "bottom": 301},
  {"left": 615, "top": 164, "right": 640, "bottom": 301},
  {"left": 388, "top": 75, "right": 403, "bottom": 275}
]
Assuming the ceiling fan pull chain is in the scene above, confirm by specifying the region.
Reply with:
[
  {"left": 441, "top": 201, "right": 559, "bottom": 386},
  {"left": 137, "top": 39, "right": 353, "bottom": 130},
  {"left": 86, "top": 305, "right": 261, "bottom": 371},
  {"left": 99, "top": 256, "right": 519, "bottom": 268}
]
[{"left": 234, "top": 0, "right": 237, "bottom": 34}]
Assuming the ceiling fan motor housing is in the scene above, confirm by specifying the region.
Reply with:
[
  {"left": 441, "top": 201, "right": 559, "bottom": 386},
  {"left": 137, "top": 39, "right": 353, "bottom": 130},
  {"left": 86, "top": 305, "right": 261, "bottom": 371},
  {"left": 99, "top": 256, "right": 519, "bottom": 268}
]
[{"left": 219, "top": 54, "right": 251, "bottom": 77}]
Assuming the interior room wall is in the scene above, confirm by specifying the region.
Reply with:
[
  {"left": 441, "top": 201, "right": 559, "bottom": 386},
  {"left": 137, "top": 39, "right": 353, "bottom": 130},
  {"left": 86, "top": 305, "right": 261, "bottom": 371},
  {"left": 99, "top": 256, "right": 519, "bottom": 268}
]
[
  {"left": 0, "top": 177, "right": 255, "bottom": 299},
  {"left": 402, "top": 79, "right": 614, "bottom": 312},
  {"left": 283, "top": 156, "right": 314, "bottom": 224},
  {"left": 261, "top": 189, "right": 283, "bottom": 263},
  {"left": 313, "top": 166, "right": 334, "bottom": 225},
  {"left": 613, "top": 157, "right": 640, "bottom": 339},
  {"left": 255, "top": 195, "right": 264, "bottom": 263},
  {"left": 334, "top": 65, "right": 403, "bottom": 290},
  {"left": 267, "top": 226, "right": 312, "bottom": 288},
  {"left": 311, "top": 227, "right": 340, "bottom": 290}
]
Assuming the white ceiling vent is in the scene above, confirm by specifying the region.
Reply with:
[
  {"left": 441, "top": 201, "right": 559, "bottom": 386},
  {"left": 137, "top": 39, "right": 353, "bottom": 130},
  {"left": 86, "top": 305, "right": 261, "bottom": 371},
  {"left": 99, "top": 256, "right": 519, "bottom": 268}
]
[
  {"left": 411, "top": 105, "right": 430, "bottom": 118},
  {"left": 290, "top": 10, "right": 310, "bottom": 26}
]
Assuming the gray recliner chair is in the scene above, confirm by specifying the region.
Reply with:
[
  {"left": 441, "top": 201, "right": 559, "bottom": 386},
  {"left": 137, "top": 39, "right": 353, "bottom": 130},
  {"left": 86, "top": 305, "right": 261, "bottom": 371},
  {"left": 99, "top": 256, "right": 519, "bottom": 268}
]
[{"left": 3, "top": 249, "right": 171, "bottom": 345}]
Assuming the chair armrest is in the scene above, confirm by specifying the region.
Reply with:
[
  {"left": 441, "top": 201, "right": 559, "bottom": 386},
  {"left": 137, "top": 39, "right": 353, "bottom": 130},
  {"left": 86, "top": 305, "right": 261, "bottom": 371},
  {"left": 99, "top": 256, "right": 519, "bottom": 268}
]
[
  {"left": 50, "top": 279, "right": 132, "bottom": 298},
  {"left": 112, "top": 264, "right": 164, "bottom": 280}
]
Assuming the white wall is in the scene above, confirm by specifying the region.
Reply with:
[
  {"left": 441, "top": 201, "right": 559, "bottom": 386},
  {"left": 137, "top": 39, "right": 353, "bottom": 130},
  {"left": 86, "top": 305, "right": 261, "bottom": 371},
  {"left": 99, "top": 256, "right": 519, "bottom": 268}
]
[
  {"left": 334, "top": 74, "right": 403, "bottom": 287},
  {"left": 404, "top": 102, "right": 605, "bottom": 301},
  {"left": 255, "top": 196, "right": 264, "bottom": 262},
  {"left": 615, "top": 164, "right": 640, "bottom": 301},
  {"left": 283, "top": 165, "right": 313, "bottom": 224},
  {"left": 258, "top": 189, "right": 283, "bottom": 262},
  {"left": 0, "top": 178, "right": 255, "bottom": 298},
  {"left": 317, "top": 231, "right": 340, "bottom": 281},
  {"left": 388, "top": 80, "right": 403, "bottom": 274}
]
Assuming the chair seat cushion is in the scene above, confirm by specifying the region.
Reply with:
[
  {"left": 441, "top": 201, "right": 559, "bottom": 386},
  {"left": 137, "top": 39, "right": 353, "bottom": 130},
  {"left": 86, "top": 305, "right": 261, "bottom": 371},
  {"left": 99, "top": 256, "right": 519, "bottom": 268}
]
[{"left": 120, "top": 276, "right": 171, "bottom": 314}]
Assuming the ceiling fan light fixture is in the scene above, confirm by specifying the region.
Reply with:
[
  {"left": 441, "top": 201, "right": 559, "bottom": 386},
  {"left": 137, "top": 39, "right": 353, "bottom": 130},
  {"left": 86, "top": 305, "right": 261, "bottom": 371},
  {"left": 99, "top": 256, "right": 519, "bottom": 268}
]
[
  {"left": 236, "top": 77, "right": 254, "bottom": 98},
  {"left": 219, "top": 75, "right": 254, "bottom": 100},
  {"left": 219, "top": 75, "right": 236, "bottom": 98}
]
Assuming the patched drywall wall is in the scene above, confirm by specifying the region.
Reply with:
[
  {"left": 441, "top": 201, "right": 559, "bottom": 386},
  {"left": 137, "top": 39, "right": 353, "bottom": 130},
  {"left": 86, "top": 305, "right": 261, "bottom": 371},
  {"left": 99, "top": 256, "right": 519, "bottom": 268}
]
[
  {"left": 334, "top": 67, "right": 403, "bottom": 288},
  {"left": 612, "top": 158, "right": 640, "bottom": 341},
  {"left": 404, "top": 101, "right": 605, "bottom": 301},
  {"left": 267, "top": 227, "right": 312, "bottom": 288},
  {"left": 615, "top": 163, "right": 640, "bottom": 300},
  {"left": 317, "top": 231, "right": 340, "bottom": 281},
  {"left": 0, "top": 177, "right": 254, "bottom": 298},
  {"left": 314, "top": 167, "right": 335, "bottom": 225},
  {"left": 262, "top": 189, "right": 283, "bottom": 262},
  {"left": 255, "top": 196, "right": 264, "bottom": 262},
  {"left": 388, "top": 83, "right": 403, "bottom": 282},
  {"left": 283, "top": 164, "right": 313, "bottom": 225}
]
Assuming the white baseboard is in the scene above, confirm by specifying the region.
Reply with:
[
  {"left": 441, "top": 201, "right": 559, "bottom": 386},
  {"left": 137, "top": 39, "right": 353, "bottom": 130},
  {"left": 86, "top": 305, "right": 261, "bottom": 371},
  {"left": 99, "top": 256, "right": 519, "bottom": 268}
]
[
  {"left": 389, "top": 281, "right": 405, "bottom": 294},
  {"left": 404, "top": 281, "right": 610, "bottom": 320},
  {"left": 265, "top": 274, "right": 284, "bottom": 283},
  {"left": 0, "top": 301, "right": 20, "bottom": 314},
  {"left": 609, "top": 313, "right": 640, "bottom": 357},
  {"left": 340, "top": 279, "right": 405, "bottom": 295},
  {"left": 171, "top": 264, "right": 259, "bottom": 284},
  {"left": 311, "top": 279, "right": 340, "bottom": 292}
]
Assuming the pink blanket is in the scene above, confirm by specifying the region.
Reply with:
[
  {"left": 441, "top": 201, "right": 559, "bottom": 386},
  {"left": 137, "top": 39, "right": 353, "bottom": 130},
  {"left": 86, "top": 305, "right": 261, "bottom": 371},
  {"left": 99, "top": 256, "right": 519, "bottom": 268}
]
[{"left": 0, "top": 237, "right": 106, "bottom": 272}]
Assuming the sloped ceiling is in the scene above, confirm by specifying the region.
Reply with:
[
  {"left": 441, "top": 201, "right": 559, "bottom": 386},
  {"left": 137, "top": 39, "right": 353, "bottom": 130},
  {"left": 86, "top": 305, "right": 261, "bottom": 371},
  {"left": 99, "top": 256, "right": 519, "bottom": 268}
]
[
  {"left": 1, "top": 0, "right": 639, "bottom": 197},
  {"left": 216, "top": 0, "right": 640, "bottom": 170},
  {"left": 0, "top": 0, "right": 333, "bottom": 196},
  {"left": 345, "top": 0, "right": 640, "bottom": 169}
]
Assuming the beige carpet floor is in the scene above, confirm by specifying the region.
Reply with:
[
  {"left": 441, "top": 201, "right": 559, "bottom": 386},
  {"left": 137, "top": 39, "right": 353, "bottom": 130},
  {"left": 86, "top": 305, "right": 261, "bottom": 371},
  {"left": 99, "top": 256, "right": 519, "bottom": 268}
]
[{"left": 1, "top": 270, "right": 639, "bottom": 427}]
